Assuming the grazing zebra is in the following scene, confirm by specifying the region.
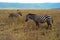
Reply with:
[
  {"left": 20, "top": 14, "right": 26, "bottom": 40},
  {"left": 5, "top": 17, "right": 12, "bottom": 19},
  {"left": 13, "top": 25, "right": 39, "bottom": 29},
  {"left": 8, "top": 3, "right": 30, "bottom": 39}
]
[
  {"left": 25, "top": 13, "right": 53, "bottom": 29},
  {"left": 9, "top": 12, "right": 22, "bottom": 18}
]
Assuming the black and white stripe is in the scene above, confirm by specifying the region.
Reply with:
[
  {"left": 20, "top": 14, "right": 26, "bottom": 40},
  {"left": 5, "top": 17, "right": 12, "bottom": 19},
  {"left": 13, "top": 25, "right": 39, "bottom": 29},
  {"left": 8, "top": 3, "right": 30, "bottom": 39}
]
[
  {"left": 39, "top": 15, "right": 52, "bottom": 23},
  {"left": 25, "top": 13, "right": 53, "bottom": 29}
]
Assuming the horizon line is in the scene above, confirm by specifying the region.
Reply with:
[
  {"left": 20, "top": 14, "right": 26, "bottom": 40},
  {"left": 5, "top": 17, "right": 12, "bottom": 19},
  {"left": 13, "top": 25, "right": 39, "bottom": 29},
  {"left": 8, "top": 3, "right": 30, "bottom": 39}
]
[{"left": 0, "top": 8, "right": 59, "bottom": 10}]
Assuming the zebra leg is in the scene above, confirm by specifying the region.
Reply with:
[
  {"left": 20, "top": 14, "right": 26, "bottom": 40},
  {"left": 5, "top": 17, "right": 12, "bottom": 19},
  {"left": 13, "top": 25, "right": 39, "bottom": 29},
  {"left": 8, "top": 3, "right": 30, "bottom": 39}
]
[
  {"left": 47, "top": 21, "right": 52, "bottom": 30},
  {"left": 35, "top": 22, "right": 40, "bottom": 29}
]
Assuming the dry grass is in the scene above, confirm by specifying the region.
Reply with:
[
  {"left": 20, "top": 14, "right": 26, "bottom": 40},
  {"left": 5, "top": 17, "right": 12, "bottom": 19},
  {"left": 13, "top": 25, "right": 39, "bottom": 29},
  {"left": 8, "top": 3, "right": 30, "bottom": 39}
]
[{"left": 0, "top": 9, "right": 60, "bottom": 40}]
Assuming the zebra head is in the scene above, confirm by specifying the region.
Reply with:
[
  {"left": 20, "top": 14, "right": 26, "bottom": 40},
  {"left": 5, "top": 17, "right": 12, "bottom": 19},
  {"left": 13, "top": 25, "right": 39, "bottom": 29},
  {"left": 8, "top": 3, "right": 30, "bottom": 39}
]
[
  {"left": 25, "top": 14, "right": 30, "bottom": 22},
  {"left": 17, "top": 12, "right": 22, "bottom": 16},
  {"left": 25, "top": 13, "right": 35, "bottom": 22}
]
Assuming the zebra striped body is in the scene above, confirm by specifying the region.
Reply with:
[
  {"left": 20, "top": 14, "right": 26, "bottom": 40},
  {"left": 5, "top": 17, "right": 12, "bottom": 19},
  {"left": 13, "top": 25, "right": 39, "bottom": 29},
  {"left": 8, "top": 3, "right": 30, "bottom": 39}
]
[
  {"left": 25, "top": 13, "right": 53, "bottom": 29},
  {"left": 38, "top": 15, "right": 52, "bottom": 23}
]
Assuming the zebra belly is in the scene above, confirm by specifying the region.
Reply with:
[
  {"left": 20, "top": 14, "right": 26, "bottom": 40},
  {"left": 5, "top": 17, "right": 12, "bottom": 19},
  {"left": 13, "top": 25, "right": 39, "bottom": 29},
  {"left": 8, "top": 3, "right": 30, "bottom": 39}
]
[
  {"left": 39, "top": 19, "right": 47, "bottom": 23},
  {"left": 40, "top": 21, "right": 46, "bottom": 23}
]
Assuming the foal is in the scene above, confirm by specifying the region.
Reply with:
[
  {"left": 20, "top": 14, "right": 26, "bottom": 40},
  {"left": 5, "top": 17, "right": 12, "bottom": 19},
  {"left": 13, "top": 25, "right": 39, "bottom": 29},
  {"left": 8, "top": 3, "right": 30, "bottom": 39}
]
[{"left": 9, "top": 12, "right": 22, "bottom": 18}]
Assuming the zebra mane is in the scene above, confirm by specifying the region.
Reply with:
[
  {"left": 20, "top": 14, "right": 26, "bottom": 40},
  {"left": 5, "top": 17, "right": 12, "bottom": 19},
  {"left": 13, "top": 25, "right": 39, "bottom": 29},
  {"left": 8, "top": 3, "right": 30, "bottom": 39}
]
[{"left": 28, "top": 13, "right": 36, "bottom": 16}]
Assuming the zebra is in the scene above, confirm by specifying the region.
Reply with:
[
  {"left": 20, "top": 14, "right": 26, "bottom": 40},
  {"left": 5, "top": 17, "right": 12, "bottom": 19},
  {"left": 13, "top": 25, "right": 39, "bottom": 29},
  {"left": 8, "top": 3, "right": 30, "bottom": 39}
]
[
  {"left": 8, "top": 11, "right": 22, "bottom": 18},
  {"left": 8, "top": 11, "right": 22, "bottom": 25},
  {"left": 25, "top": 13, "right": 53, "bottom": 29}
]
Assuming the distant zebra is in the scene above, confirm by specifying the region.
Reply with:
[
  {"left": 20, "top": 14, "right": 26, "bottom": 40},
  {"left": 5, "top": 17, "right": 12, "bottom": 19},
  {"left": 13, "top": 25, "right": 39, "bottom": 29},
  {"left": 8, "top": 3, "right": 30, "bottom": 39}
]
[
  {"left": 9, "top": 12, "right": 22, "bottom": 18},
  {"left": 25, "top": 13, "right": 53, "bottom": 29}
]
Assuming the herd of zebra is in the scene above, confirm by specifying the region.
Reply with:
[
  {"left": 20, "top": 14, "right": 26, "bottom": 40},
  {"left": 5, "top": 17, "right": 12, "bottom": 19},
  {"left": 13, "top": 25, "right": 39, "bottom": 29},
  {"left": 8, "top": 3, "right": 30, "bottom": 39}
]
[{"left": 8, "top": 10, "right": 53, "bottom": 30}]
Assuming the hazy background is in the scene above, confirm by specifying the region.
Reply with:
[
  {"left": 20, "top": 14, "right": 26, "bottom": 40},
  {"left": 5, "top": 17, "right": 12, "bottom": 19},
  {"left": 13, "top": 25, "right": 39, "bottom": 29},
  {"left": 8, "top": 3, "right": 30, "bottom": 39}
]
[{"left": 0, "top": 3, "right": 60, "bottom": 9}]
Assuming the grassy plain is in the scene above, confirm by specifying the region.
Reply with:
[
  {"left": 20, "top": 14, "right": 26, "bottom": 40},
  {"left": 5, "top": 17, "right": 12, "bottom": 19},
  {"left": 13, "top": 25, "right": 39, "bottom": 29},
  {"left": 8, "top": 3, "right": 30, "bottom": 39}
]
[{"left": 0, "top": 9, "right": 60, "bottom": 40}]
